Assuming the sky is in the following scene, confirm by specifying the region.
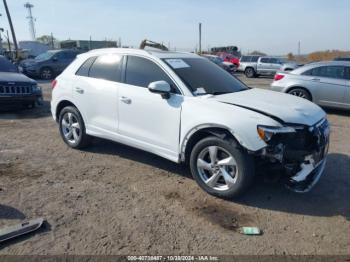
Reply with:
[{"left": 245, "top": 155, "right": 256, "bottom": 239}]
[{"left": 2, "top": 0, "right": 350, "bottom": 55}]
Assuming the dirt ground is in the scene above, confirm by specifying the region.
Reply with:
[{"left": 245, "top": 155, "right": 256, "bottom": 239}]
[{"left": 0, "top": 75, "right": 349, "bottom": 255}]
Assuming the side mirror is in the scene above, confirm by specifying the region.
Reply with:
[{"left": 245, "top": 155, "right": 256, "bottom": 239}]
[
  {"left": 52, "top": 57, "right": 58, "bottom": 62},
  {"left": 148, "top": 80, "right": 171, "bottom": 99}
]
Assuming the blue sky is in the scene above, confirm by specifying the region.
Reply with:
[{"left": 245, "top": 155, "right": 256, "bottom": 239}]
[{"left": 3, "top": 0, "right": 350, "bottom": 55}]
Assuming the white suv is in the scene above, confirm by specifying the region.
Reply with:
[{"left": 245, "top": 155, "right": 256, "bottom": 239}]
[{"left": 51, "top": 48, "right": 330, "bottom": 198}]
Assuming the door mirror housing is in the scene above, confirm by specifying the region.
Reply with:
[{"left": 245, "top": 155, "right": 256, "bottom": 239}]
[
  {"left": 148, "top": 80, "right": 171, "bottom": 99},
  {"left": 52, "top": 57, "right": 58, "bottom": 62}
]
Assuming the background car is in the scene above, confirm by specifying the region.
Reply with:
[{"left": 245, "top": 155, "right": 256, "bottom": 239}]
[
  {"left": 271, "top": 61, "right": 350, "bottom": 109},
  {"left": 0, "top": 55, "right": 42, "bottom": 108},
  {"left": 238, "top": 56, "right": 299, "bottom": 78},
  {"left": 202, "top": 54, "right": 236, "bottom": 73},
  {"left": 217, "top": 52, "right": 240, "bottom": 68},
  {"left": 20, "top": 49, "right": 82, "bottom": 80},
  {"left": 334, "top": 57, "right": 350, "bottom": 61}
]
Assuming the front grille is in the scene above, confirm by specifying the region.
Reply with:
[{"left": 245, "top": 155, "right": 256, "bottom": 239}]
[{"left": 0, "top": 85, "right": 32, "bottom": 95}]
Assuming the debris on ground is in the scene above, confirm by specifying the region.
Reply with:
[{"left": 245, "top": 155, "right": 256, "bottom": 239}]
[
  {"left": 0, "top": 218, "right": 45, "bottom": 243},
  {"left": 240, "top": 227, "right": 262, "bottom": 235}
]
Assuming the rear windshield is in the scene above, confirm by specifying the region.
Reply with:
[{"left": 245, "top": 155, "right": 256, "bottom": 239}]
[
  {"left": 163, "top": 58, "right": 247, "bottom": 96},
  {"left": 0, "top": 57, "right": 18, "bottom": 72}
]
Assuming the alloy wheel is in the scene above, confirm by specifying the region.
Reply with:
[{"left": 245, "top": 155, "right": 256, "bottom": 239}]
[
  {"left": 61, "top": 112, "right": 81, "bottom": 144},
  {"left": 196, "top": 146, "right": 238, "bottom": 191},
  {"left": 289, "top": 90, "right": 307, "bottom": 99}
]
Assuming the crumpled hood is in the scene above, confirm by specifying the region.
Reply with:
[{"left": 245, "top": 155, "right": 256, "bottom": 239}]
[
  {"left": 0, "top": 72, "right": 36, "bottom": 84},
  {"left": 212, "top": 88, "right": 326, "bottom": 126}
]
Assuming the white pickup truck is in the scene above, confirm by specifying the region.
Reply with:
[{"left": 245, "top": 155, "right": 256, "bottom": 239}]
[{"left": 238, "top": 56, "right": 299, "bottom": 78}]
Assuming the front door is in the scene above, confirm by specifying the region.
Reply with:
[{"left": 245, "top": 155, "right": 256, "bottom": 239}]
[{"left": 118, "top": 55, "right": 182, "bottom": 159}]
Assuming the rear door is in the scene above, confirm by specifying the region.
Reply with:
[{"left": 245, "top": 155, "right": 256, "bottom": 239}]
[
  {"left": 306, "top": 66, "right": 346, "bottom": 106},
  {"left": 73, "top": 54, "right": 123, "bottom": 133},
  {"left": 269, "top": 58, "right": 282, "bottom": 74},
  {"left": 117, "top": 55, "right": 183, "bottom": 159}
]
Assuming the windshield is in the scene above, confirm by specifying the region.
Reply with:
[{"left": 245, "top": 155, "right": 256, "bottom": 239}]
[
  {"left": 163, "top": 58, "right": 248, "bottom": 95},
  {"left": 35, "top": 51, "right": 56, "bottom": 61},
  {"left": 0, "top": 57, "right": 18, "bottom": 72}
]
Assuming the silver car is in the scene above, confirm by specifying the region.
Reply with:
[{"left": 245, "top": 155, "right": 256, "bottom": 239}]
[{"left": 271, "top": 61, "right": 350, "bottom": 110}]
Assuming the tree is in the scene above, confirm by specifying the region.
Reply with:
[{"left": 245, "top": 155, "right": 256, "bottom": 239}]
[
  {"left": 249, "top": 50, "right": 267, "bottom": 56},
  {"left": 287, "top": 52, "right": 295, "bottom": 61},
  {"left": 36, "top": 35, "right": 56, "bottom": 44}
]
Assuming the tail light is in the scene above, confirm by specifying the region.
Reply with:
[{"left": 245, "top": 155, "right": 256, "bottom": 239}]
[
  {"left": 51, "top": 79, "right": 57, "bottom": 89},
  {"left": 274, "top": 74, "right": 285, "bottom": 81}
]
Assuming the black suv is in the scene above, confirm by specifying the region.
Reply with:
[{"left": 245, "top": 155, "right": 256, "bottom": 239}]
[
  {"left": 0, "top": 56, "right": 42, "bottom": 108},
  {"left": 20, "top": 49, "right": 81, "bottom": 80}
]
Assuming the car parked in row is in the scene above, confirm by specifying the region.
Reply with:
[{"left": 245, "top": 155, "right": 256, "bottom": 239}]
[
  {"left": 202, "top": 54, "right": 236, "bottom": 73},
  {"left": 20, "top": 49, "right": 82, "bottom": 80},
  {"left": 51, "top": 48, "right": 329, "bottom": 198},
  {"left": 271, "top": 61, "right": 350, "bottom": 110},
  {"left": 0, "top": 55, "right": 42, "bottom": 108},
  {"left": 217, "top": 52, "right": 240, "bottom": 69},
  {"left": 238, "top": 55, "right": 299, "bottom": 78}
]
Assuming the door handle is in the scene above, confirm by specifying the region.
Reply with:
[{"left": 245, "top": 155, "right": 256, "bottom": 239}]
[
  {"left": 120, "top": 96, "right": 132, "bottom": 104},
  {"left": 74, "top": 87, "right": 84, "bottom": 94},
  {"left": 311, "top": 78, "right": 320, "bottom": 82}
]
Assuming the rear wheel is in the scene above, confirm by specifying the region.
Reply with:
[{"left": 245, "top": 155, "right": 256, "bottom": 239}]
[
  {"left": 245, "top": 67, "right": 256, "bottom": 78},
  {"left": 58, "top": 106, "right": 91, "bottom": 149},
  {"left": 288, "top": 88, "right": 311, "bottom": 101},
  {"left": 190, "top": 136, "right": 255, "bottom": 199}
]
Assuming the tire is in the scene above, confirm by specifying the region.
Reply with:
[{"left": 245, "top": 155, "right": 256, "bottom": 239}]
[
  {"left": 287, "top": 88, "right": 311, "bottom": 101},
  {"left": 189, "top": 136, "right": 255, "bottom": 199},
  {"left": 58, "top": 106, "right": 91, "bottom": 149},
  {"left": 245, "top": 67, "right": 256, "bottom": 78},
  {"left": 40, "top": 67, "right": 54, "bottom": 80}
]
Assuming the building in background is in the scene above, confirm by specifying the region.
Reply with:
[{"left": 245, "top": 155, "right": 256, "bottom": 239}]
[{"left": 60, "top": 40, "right": 118, "bottom": 51}]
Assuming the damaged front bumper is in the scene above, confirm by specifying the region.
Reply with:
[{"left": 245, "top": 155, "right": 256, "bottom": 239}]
[{"left": 257, "top": 118, "right": 330, "bottom": 193}]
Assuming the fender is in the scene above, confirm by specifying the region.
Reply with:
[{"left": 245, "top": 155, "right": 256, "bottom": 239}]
[{"left": 180, "top": 123, "right": 247, "bottom": 162}]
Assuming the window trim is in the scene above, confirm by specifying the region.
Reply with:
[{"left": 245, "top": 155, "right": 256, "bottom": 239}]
[{"left": 122, "top": 54, "right": 183, "bottom": 95}]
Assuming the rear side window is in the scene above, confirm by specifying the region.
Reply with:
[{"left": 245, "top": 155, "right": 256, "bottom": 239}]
[
  {"left": 346, "top": 67, "right": 350, "bottom": 79},
  {"left": 76, "top": 57, "right": 96, "bottom": 77},
  {"left": 89, "top": 54, "right": 123, "bottom": 82},
  {"left": 125, "top": 56, "right": 178, "bottom": 93},
  {"left": 240, "top": 56, "right": 250, "bottom": 62},
  {"left": 251, "top": 56, "right": 260, "bottom": 62},
  {"left": 260, "top": 58, "right": 270, "bottom": 63},
  {"left": 304, "top": 66, "right": 345, "bottom": 79}
]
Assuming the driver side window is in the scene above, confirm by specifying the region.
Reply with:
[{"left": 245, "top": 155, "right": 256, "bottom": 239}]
[{"left": 125, "top": 56, "right": 180, "bottom": 94}]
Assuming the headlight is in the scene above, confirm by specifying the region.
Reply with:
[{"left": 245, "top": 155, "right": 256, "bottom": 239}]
[
  {"left": 257, "top": 125, "right": 296, "bottom": 142},
  {"left": 32, "top": 85, "right": 41, "bottom": 92}
]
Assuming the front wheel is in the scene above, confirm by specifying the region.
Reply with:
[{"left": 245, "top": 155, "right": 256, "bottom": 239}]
[
  {"left": 40, "top": 67, "right": 54, "bottom": 80},
  {"left": 58, "top": 106, "right": 91, "bottom": 149},
  {"left": 190, "top": 136, "right": 255, "bottom": 199}
]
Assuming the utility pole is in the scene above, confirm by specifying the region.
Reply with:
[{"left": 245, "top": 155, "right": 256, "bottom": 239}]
[
  {"left": 50, "top": 32, "right": 54, "bottom": 49},
  {"left": 89, "top": 36, "right": 92, "bottom": 50},
  {"left": 3, "top": 0, "right": 18, "bottom": 59},
  {"left": 298, "top": 40, "right": 301, "bottom": 57},
  {"left": 198, "top": 22, "right": 202, "bottom": 54},
  {"left": 24, "top": 2, "right": 36, "bottom": 40}
]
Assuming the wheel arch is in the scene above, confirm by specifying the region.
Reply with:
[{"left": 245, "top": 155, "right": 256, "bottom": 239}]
[
  {"left": 181, "top": 124, "right": 246, "bottom": 164},
  {"left": 55, "top": 100, "right": 79, "bottom": 122},
  {"left": 285, "top": 86, "right": 313, "bottom": 101}
]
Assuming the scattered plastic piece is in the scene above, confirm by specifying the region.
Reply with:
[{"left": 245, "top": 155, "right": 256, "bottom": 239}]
[
  {"left": 0, "top": 218, "right": 45, "bottom": 243},
  {"left": 240, "top": 227, "right": 262, "bottom": 235}
]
